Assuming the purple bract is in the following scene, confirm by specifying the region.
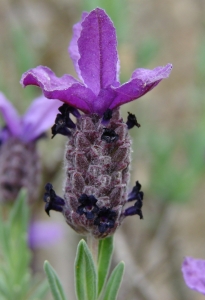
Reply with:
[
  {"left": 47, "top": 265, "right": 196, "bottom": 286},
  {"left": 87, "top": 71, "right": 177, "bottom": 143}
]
[
  {"left": 0, "top": 92, "right": 61, "bottom": 144},
  {"left": 20, "top": 8, "right": 172, "bottom": 116},
  {"left": 182, "top": 256, "right": 205, "bottom": 295}
]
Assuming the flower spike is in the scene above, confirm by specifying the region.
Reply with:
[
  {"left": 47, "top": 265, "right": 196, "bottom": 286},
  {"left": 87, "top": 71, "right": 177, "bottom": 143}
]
[{"left": 20, "top": 8, "right": 172, "bottom": 238}]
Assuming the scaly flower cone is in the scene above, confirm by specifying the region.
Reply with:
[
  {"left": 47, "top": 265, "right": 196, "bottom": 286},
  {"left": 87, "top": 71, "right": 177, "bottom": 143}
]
[
  {"left": 0, "top": 137, "right": 40, "bottom": 203},
  {"left": 63, "top": 108, "right": 130, "bottom": 238}
]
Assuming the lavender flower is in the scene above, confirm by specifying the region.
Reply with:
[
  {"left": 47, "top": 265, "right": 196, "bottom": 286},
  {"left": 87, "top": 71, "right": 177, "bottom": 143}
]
[
  {"left": 182, "top": 256, "right": 205, "bottom": 295},
  {"left": 0, "top": 92, "right": 60, "bottom": 202},
  {"left": 21, "top": 8, "right": 172, "bottom": 238}
]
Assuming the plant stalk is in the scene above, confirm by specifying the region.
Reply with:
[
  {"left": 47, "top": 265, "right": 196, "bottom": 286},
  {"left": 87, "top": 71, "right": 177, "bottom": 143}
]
[{"left": 87, "top": 234, "right": 99, "bottom": 266}]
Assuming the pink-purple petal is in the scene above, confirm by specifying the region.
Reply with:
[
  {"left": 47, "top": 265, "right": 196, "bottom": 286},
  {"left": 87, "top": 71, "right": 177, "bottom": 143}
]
[
  {"left": 21, "top": 95, "right": 61, "bottom": 142},
  {"left": 109, "top": 64, "right": 173, "bottom": 109},
  {"left": 77, "top": 8, "right": 118, "bottom": 95},
  {"left": 182, "top": 257, "right": 205, "bottom": 295},
  {"left": 20, "top": 66, "right": 95, "bottom": 113},
  {"left": 131, "top": 63, "right": 172, "bottom": 82},
  {"left": 68, "top": 11, "right": 88, "bottom": 81},
  {"left": 0, "top": 92, "right": 21, "bottom": 136}
]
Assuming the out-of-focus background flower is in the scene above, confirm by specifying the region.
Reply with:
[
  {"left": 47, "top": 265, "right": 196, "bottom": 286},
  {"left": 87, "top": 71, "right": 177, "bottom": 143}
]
[{"left": 1, "top": 0, "right": 205, "bottom": 299}]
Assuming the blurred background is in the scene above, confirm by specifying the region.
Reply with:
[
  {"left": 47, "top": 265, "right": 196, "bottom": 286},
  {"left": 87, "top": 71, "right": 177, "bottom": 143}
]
[{"left": 1, "top": 0, "right": 205, "bottom": 299}]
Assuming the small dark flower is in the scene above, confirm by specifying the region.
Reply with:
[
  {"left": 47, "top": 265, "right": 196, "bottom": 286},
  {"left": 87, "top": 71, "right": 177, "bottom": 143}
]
[
  {"left": 51, "top": 104, "right": 76, "bottom": 138},
  {"left": 126, "top": 112, "right": 141, "bottom": 129},
  {"left": 102, "top": 109, "right": 113, "bottom": 124},
  {"left": 44, "top": 183, "right": 65, "bottom": 216},
  {"left": 124, "top": 199, "right": 143, "bottom": 219},
  {"left": 101, "top": 128, "right": 119, "bottom": 143},
  {"left": 128, "top": 181, "right": 144, "bottom": 202},
  {"left": 94, "top": 207, "right": 117, "bottom": 233},
  {"left": 76, "top": 194, "right": 99, "bottom": 220},
  {"left": 59, "top": 103, "right": 80, "bottom": 119}
]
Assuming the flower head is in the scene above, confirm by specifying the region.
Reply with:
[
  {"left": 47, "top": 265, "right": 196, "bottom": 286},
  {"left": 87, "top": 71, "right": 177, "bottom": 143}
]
[
  {"left": 182, "top": 256, "right": 205, "bottom": 296},
  {"left": 0, "top": 92, "right": 61, "bottom": 202},
  {"left": 21, "top": 8, "right": 172, "bottom": 116},
  {"left": 21, "top": 8, "right": 172, "bottom": 238}
]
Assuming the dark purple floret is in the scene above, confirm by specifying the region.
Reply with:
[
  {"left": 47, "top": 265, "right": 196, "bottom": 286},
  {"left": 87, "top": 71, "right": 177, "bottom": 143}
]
[
  {"left": 101, "top": 128, "right": 119, "bottom": 143},
  {"left": 51, "top": 104, "right": 76, "bottom": 138},
  {"left": 124, "top": 199, "right": 143, "bottom": 219},
  {"left": 44, "top": 183, "right": 65, "bottom": 216},
  {"left": 76, "top": 194, "right": 99, "bottom": 220},
  {"left": 102, "top": 109, "right": 113, "bottom": 124},
  {"left": 59, "top": 103, "right": 81, "bottom": 119},
  {"left": 94, "top": 207, "right": 117, "bottom": 233},
  {"left": 128, "top": 181, "right": 144, "bottom": 202},
  {"left": 126, "top": 112, "right": 141, "bottom": 129}
]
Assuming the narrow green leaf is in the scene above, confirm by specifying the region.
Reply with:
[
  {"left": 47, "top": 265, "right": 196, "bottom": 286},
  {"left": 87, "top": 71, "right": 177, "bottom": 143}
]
[
  {"left": 44, "top": 260, "right": 66, "bottom": 300},
  {"left": 97, "top": 236, "right": 114, "bottom": 297},
  {"left": 103, "top": 262, "right": 125, "bottom": 300},
  {"left": 75, "top": 239, "right": 97, "bottom": 300}
]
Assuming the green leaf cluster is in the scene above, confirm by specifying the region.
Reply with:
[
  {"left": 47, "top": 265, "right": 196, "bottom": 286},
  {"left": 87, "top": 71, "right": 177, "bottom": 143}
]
[
  {"left": 45, "top": 237, "right": 124, "bottom": 300},
  {"left": 0, "top": 190, "right": 49, "bottom": 300}
]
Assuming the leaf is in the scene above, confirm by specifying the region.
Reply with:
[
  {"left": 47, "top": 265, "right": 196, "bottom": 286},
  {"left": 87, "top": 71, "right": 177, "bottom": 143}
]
[
  {"left": 103, "top": 262, "right": 124, "bottom": 300},
  {"left": 97, "top": 236, "right": 114, "bottom": 297},
  {"left": 44, "top": 261, "right": 66, "bottom": 300},
  {"left": 75, "top": 239, "right": 97, "bottom": 300}
]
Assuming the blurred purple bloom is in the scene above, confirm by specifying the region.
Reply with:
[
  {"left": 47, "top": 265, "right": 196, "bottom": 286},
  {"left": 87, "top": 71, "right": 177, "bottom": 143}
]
[
  {"left": 0, "top": 92, "right": 61, "bottom": 144},
  {"left": 28, "top": 221, "right": 64, "bottom": 249},
  {"left": 21, "top": 8, "right": 172, "bottom": 116},
  {"left": 182, "top": 256, "right": 205, "bottom": 295}
]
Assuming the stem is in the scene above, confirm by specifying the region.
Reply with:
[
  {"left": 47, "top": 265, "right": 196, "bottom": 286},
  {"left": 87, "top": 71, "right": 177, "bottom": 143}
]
[{"left": 87, "top": 234, "right": 99, "bottom": 266}]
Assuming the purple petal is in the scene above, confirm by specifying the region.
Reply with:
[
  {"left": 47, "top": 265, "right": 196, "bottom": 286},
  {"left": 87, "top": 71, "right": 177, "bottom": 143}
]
[
  {"left": 21, "top": 95, "right": 61, "bottom": 142},
  {"left": 68, "top": 12, "right": 88, "bottom": 81},
  {"left": 109, "top": 64, "right": 173, "bottom": 109},
  {"left": 20, "top": 66, "right": 96, "bottom": 113},
  {"left": 77, "top": 8, "right": 118, "bottom": 95},
  {"left": 182, "top": 257, "right": 205, "bottom": 295},
  {"left": 0, "top": 92, "right": 21, "bottom": 136},
  {"left": 28, "top": 221, "right": 64, "bottom": 249}
]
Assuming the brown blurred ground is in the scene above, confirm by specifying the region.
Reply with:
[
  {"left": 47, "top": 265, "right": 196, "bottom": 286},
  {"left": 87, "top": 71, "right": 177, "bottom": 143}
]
[{"left": 1, "top": 0, "right": 205, "bottom": 299}]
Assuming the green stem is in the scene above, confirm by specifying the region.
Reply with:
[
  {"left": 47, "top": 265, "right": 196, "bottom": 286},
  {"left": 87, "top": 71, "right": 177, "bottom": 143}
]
[{"left": 87, "top": 234, "right": 99, "bottom": 266}]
